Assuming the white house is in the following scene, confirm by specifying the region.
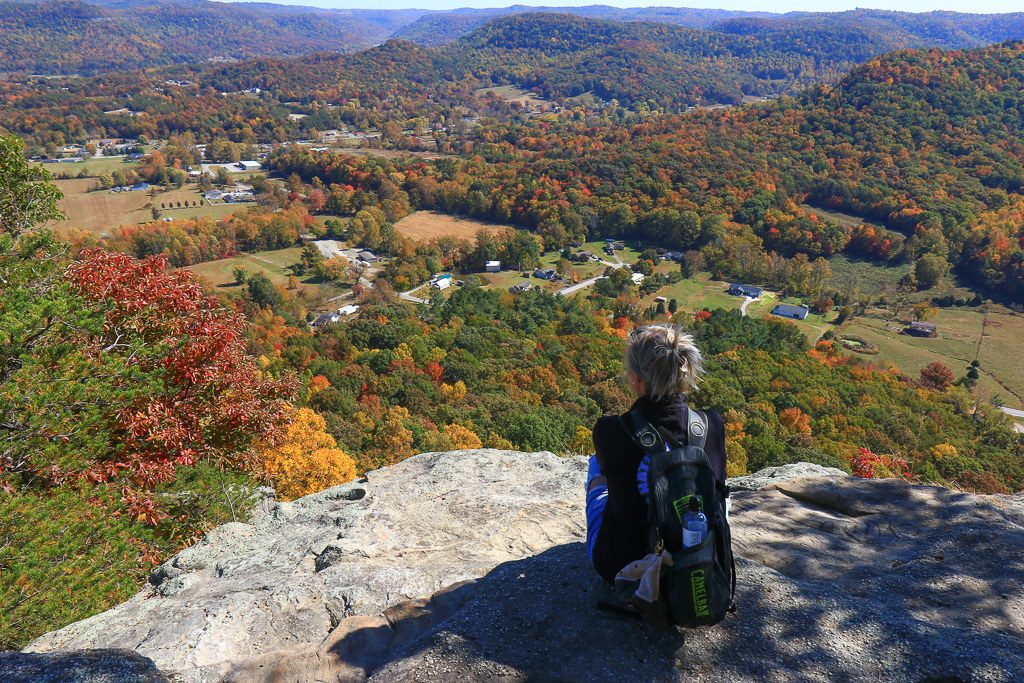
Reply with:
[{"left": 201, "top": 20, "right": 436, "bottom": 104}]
[
  {"left": 433, "top": 278, "right": 452, "bottom": 290},
  {"left": 313, "top": 313, "right": 340, "bottom": 328},
  {"left": 337, "top": 305, "right": 359, "bottom": 316},
  {"left": 631, "top": 273, "right": 645, "bottom": 284},
  {"left": 485, "top": 260, "right": 501, "bottom": 272}
]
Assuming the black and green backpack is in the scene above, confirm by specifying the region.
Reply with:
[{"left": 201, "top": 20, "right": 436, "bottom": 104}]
[{"left": 622, "top": 407, "right": 736, "bottom": 628}]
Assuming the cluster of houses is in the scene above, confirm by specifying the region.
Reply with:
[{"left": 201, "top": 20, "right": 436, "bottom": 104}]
[
  {"left": 110, "top": 182, "right": 150, "bottom": 193},
  {"left": 203, "top": 189, "right": 256, "bottom": 204},
  {"left": 313, "top": 304, "right": 360, "bottom": 328},
  {"left": 728, "top": 283, "right": 810, "bottom": 319}
]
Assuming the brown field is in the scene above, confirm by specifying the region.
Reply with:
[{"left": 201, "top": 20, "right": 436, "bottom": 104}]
[
  {"left": 394, "top": 211, "right": 505, "bottom": 242},
  {"left": 54, "top": 179, "right": 153, "bottom": 233},
  {"left": 52, "top": 181, "right": 244, "bottom": 233},
  {"left": 474, "top": 84, "right": 550, "bottom": 109}
]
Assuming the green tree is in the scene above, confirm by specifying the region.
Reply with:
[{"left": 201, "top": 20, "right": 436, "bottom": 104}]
[
  {"left": 247, "top": 272, "right": 279, "bottom": 309},
  {"left": 0, "top": 135, "right": 65, "bottom": 235},
  {"left": 298, "top": 242, "right": 325, "bottom": 275},
  {"left": 914, "top": 254, "right": 949, "bottom": 289},
  {"left": 232, "top": 265, "right": 250, "bottom": 285}
]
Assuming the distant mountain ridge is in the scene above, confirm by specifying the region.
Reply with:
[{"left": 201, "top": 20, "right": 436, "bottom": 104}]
[
  {"left": 0, "top": 0, "right": 426, "bottom": 74},
  {"left": 5, "top": 1, "right": 1024, "bottom": 75},
  {"left": 390, "top": 4, "right": 777, "bottom": 45},
  {"left": 398, "top": 6, "right": 1024, "bottom": 50}
]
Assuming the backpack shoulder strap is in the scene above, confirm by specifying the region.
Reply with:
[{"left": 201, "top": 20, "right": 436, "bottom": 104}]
[
  {"left": 619, "top": 409, "right": 664, "bottom": 455},
  {"left": 686, "top": 407, "right": 708, "bottom": 451}
]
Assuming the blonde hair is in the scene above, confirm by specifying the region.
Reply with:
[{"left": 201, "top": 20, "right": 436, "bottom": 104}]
[{"left": 625, "top": 323, "right": 704, "bottom": 402}]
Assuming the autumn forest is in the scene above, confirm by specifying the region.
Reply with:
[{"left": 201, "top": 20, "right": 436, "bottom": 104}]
[{"left": 2, "top": 4, "right": 1023, "bottom": 651}]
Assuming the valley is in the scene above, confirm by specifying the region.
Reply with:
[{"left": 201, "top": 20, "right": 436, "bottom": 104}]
[{"left": 2, "top": 2, "right": 1024, "bottom": 656}]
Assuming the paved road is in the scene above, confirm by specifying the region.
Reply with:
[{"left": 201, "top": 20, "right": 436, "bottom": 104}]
[
  {"left": 312, "top": 240, "right": 347, "bottom": 260},
  {"left": 739, "top": 296, "right": 755, "bottom": 316},
  {"left": 1000, "top": 407, "right": 1024, "bottom": 433},
  {"left": 557, "top": 275, "right": 606, "bottom": 297},
  {"left": 400, "top": 290, "right": 428, "bottom": 304},
  {"left": 554, "top": 253, "right": 626, "bottom": 297}
]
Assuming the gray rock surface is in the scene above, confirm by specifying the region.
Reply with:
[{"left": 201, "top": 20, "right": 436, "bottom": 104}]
[
  {"left": 26, "top": 449, "right": 587, "bottom": 682},
  {"left": 372, "top": 474, "right": 1024, "bottom": 683},
  {"left": 727, "top": 461, "right": 848, "bottom": 491},
  {"left": 25, "top": 452, "right": 1024, "bottom": 682}
]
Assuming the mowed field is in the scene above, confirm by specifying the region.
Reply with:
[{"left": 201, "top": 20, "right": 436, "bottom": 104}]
[
  {"left": 185, "top": 247, "right": 306, "bottom": 289},
  {"left": 394, "top": 211, "right": 505, "bottom": 242},
  {"left": 38, "top": 157, "right": 140, "bottom": 178},
  {"left": 52, "top": 180, "right": 241, "bottom": 233},
  {"left": 474, "top": 84, "right": 550, "bottom": 108},
  {"left": 55, "top": 179, "right": 153, "bottom": 233},
  {"left": 839, "top": 307, "right": 1024, "bottom": 409}
]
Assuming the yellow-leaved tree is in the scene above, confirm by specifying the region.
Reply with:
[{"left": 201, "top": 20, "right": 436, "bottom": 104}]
[{"left": 258, "top": 406, "right": 356, "bottom": 501}]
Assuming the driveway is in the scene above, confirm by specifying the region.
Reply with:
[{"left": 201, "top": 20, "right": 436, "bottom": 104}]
[
  {"left": 556, "top": 275, "right": 606, "bottom": 297},
  {"left": 1000, "top": 407, "right": 1024, "bottom": 434}
]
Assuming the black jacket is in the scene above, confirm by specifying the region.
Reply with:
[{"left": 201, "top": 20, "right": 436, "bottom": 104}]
[{"left": 590, "top": 394, "right": 726, "bottom": 585}]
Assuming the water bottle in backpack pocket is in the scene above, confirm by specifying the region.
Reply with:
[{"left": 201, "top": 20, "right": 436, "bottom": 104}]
[{"left": 681, "top": 495, "right": 707, "bottom": 548}]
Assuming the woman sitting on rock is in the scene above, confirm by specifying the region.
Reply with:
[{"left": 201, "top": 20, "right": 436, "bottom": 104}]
[{"left": 586, "top": 322, "right": 727, "bottom": 585}]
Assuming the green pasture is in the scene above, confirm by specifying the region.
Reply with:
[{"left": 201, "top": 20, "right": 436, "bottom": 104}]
[
  {"left": 37, "top": 156, "right": 141, "bottom": 177},
  {"left": 838, "top": 307, "right": 1023, "bottom": 409},
  {"left": 161, "top": 204, "right": 244, "bottom": 222},
  {"left": 824, "top": 254, "right": 977, "bottom": 302},
  {"left": 185, "top": 247, "right": 308, "bottom": 289},
  {"left": 824, "top": 254, "right": 911, "bottom": 295}
]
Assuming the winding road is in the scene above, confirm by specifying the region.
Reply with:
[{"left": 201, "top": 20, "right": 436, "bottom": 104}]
[{"left": 1000, "top": 407, "right": 1024, "bottom": 434}]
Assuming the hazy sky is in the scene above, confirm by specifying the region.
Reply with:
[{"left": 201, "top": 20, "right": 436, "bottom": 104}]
[{"left": 252, "top": 1, "right": 1023, "bottom": 12}]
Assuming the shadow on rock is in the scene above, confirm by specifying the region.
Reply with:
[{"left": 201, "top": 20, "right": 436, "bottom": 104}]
[
  {"left": 0, "top": 649, "right": 167, "bottom": 683},
  {"left": 365, "top": 476, "right": 1024, "bottom": 682}
]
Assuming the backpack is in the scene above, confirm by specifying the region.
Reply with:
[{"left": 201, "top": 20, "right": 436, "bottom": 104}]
[{"left": 619, "top": 407, "right": 736, "bottom": 628}]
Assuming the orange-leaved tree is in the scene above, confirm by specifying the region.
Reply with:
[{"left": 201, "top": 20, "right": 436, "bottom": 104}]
[{"left": 257, "top": 406, "right": 356, "bottom": 501}]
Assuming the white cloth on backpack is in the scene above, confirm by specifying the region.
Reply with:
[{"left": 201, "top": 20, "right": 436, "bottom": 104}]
[{"left": 613, "top": 551, "right": 675, "bottom": 632}]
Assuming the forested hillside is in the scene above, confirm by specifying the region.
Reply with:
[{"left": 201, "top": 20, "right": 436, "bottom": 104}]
[
  {"left": 397, "top": 7, "right": 1024, "bottom": 50},
  {"left": 263, "top": 41, "right": 1024, "bottom": 299},
  {"left": 392, "top": 5, "right": 776, "bottom": 46},
  {"left": 4, "top": 12, "right": 1024, "bottom": 654},
  {"left": 5, "top": 2, "right": 1024, "bottom": 80},
  {"left": 0, "top": 0, "right": 422, "bottom": 74}
]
